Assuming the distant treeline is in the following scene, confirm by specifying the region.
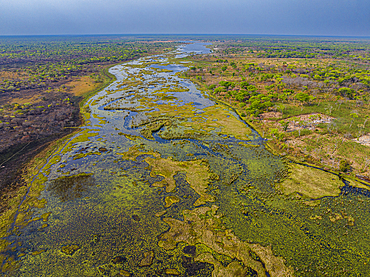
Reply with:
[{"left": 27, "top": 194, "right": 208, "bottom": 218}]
[{"left": 0, "top": 35, "right": 176, "bottom": 93}]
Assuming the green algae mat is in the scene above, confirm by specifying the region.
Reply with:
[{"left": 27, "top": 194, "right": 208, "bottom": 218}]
[{"left": 1, "top": 43, "right": 370, "bottom": 276}]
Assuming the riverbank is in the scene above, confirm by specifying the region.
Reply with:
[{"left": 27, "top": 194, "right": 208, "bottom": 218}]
[
  {"left": 0, "top": 64, "right": 119, "bottom": 272},
  {"left": 0, "top": 64, "right": 116, "bottom": 217}
]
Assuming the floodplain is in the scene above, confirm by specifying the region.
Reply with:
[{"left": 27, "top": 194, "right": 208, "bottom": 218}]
[{"left": 1, "top": 38, "right": 370, "bottom": 276}]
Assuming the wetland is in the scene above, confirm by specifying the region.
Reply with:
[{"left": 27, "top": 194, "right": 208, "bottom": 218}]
[{"left": 1, "top": 41, "right": 370, "bottom": 276}]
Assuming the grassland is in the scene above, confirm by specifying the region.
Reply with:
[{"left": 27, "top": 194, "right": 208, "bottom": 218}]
[{"left": 183, "top": 37, "right": 370, "bottom": 198}]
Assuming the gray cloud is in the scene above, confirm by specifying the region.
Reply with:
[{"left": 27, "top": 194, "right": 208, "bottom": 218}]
[{"left": 0, "top": 0, "right": 369, "bottom": 36}]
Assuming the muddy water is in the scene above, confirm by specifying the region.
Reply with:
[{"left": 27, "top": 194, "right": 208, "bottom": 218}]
[{"left": 1, "top": 43, "right": 370, "bottom": 276}]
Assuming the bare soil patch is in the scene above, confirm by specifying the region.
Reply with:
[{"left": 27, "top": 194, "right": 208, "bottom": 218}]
[
  {"left": 260, "top": 111, "right": 282, "bottom": 120},
  {"left": 285, "top": 113, "right": 334, "bottom": 131},
  {"left": 65, "top": 76, "right": 99, "bottom": 96},
  {"left": 353, "top": 134, "right": 370, "bottom": 146}
]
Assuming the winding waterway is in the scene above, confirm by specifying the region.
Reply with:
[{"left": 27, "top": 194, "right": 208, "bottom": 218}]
[{"left": 1, "top": 42, "right": 370, "bottom": 276}]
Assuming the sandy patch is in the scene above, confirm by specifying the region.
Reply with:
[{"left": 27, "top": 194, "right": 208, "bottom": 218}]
[
  {"left": 286, "top": 113, "right": 334, "bottom": 131},
  {"left": 353, "top": 134, "right": 370, "bottom": 146},
  {"left": 260, "top": 111, "right": 282, "bottom": 119}
]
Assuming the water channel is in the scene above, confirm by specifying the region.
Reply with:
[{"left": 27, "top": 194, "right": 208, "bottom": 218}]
[{"left": 1, "top": 42, "right": 370, "bottom": 276}]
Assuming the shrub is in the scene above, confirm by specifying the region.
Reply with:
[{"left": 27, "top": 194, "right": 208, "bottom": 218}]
[
  {"left": 338, "top": 87, "right": 356, "bottom": 100},
  {"left": 214, "top": 87, "right": 226, "bottom": 94},
  {"left": 339, "top": 159, "right": 351, "bottom": 172}
]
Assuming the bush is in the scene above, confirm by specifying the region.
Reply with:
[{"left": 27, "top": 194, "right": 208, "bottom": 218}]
[
  {"left": 214, "top": 87, "right": 226, "bottom": 94},
  {"left": 338, "top": 87, "right": 355, "bottom": 100},
  {"left": 339, "top": 160, "right": 351, "bottom": 172}
]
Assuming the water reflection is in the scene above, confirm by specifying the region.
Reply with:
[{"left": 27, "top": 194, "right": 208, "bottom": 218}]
[{"left": 174, "top": 41, "right": 212, "bottom": 58}]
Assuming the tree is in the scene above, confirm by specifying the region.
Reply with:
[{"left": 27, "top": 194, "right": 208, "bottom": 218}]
[
  {"left": 214, "top": 87, "right": 226, "bottom": 94},
  {"left": 338, "top": 87, "right": 355, "bottom": 99},
  {"left": 235, "top": 90, "right": 250, "bottom": 101},
  {"left": 349, "top": 112, "right": 358, "bottom": 128},
  {"left": 219, "top": 81, "right": 235, "bottom": 90},
  {"left": 240, "top": 81, "right": 250, "bottom": 89},
  {"left": 295, "top": 92, "right": 315, "bottom": 105},
  {"left": 280, "top": 120, "right": 289, "bottom": 131},
  {"left": 339, "top": 160, "right": 351, "bottom": 172}
]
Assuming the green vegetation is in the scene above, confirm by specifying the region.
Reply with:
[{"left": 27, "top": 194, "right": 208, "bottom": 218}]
[
  {"left": 186, "top": 36, "right": 370, "bottom": 179},
  {"left": 277, "top": 163, "right": 343, "bottom": 198},
  {"left": 0, "top": 36, "right": 176, "bottom": 95},
  {"left": 3, "top": 37, "right": 370, "bottom": 277}
]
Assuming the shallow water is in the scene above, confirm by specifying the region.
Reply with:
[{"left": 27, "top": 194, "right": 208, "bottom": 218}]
[{"left": 1, "top": 42, "right": 370, "bottom": 276}]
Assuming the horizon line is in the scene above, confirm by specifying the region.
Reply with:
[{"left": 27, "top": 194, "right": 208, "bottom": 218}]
[{"left": 0, "top": 33, "right": 370, "bottom": 39}]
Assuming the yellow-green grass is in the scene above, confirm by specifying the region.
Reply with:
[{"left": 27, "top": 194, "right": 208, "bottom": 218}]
[{"left": 277, "top": 163, "right": 343, "bottom": 198}]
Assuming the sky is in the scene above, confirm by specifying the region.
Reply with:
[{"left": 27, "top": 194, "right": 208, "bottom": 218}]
[{"left": 1, "top": 0, "right": 369, "bottom": 37}]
